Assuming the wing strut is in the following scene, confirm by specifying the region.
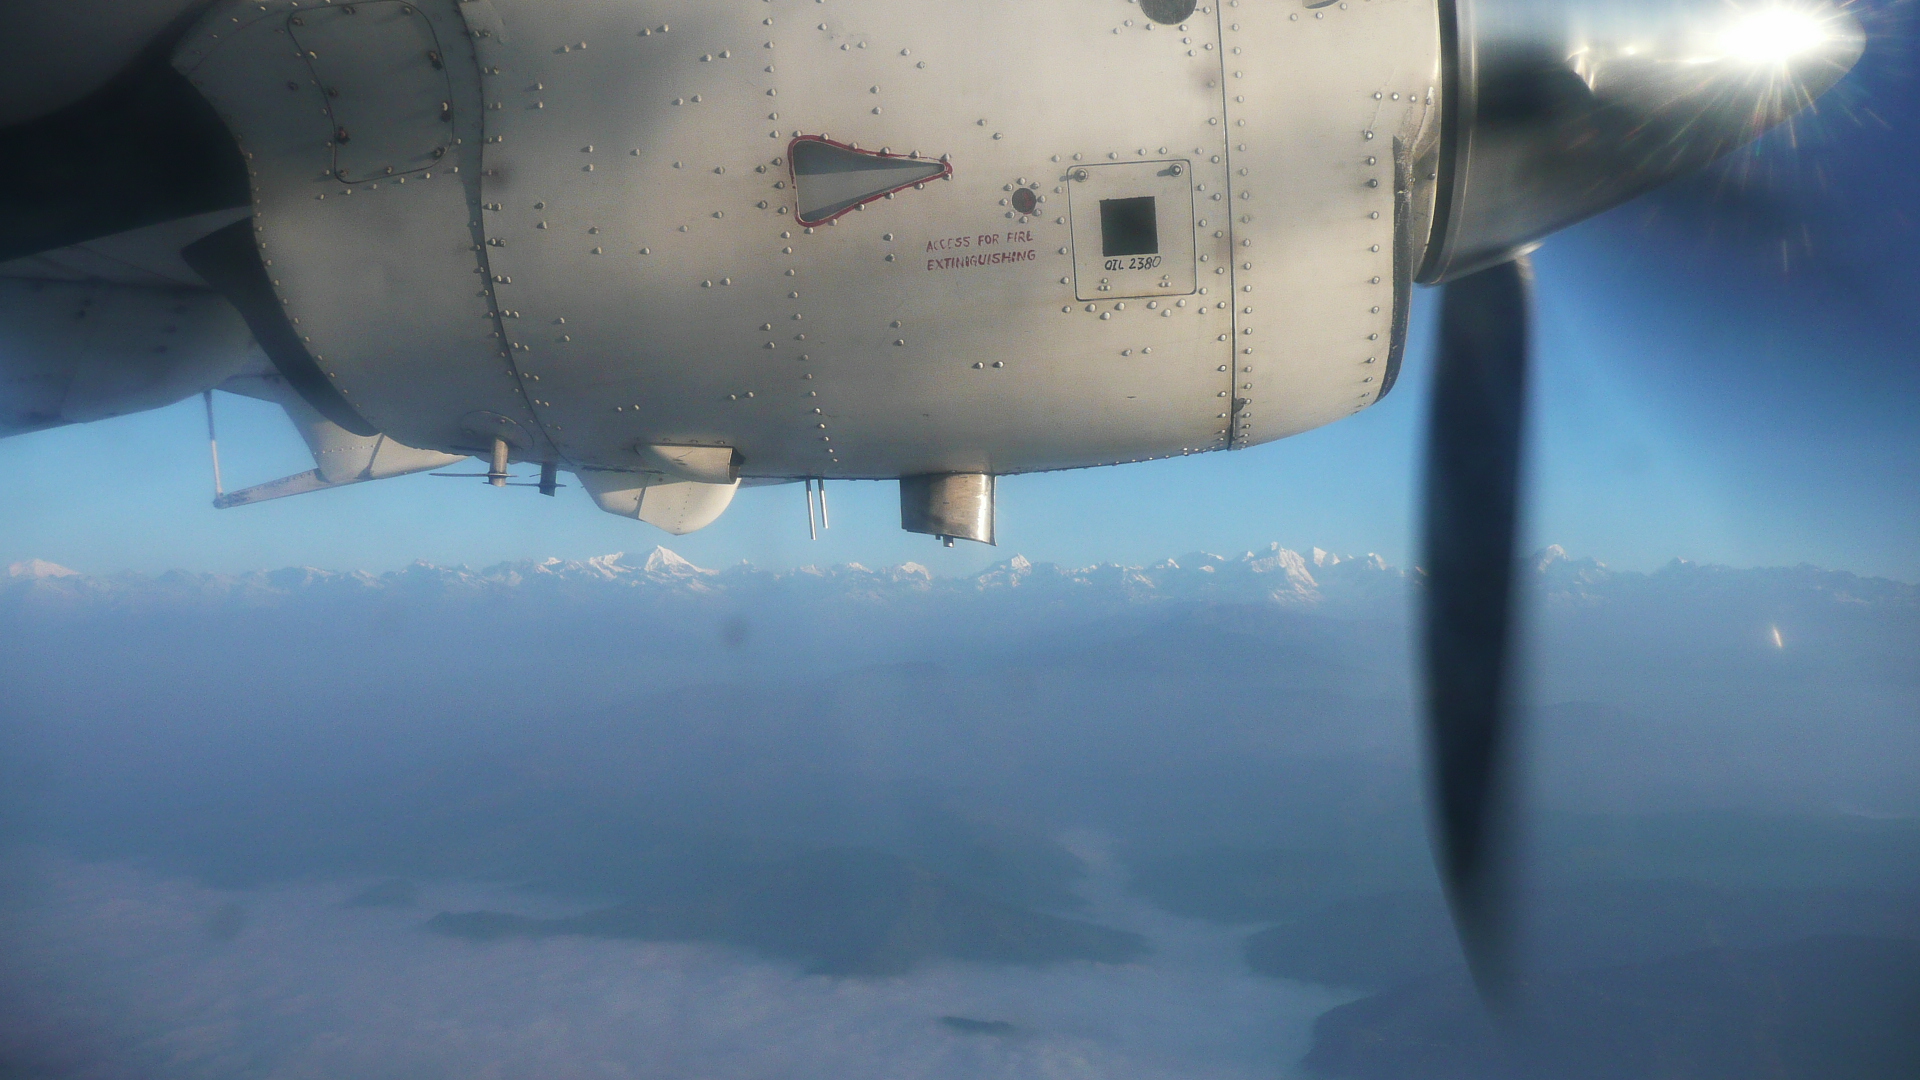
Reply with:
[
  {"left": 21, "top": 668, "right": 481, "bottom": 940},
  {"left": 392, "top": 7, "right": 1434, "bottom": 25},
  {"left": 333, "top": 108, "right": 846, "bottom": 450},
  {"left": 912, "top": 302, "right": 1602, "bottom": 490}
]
[{"left": 203, "top": 390, "right": 225, "bottom": 500}]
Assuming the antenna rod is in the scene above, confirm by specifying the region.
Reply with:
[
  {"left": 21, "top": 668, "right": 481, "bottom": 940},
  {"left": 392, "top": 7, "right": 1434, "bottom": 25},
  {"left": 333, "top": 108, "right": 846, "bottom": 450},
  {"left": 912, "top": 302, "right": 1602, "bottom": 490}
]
[
  {"left": 203, "top": 390, "right": 225, "bottom": 498},
  {"left": 488, "top": 437, "right": 510, "bottom": 487},
  {"left": 818, "top": 478, "right": 829, "bottom": 530},
  {"left": 805, "top": 478, "right": 817, "bottom": 540}
]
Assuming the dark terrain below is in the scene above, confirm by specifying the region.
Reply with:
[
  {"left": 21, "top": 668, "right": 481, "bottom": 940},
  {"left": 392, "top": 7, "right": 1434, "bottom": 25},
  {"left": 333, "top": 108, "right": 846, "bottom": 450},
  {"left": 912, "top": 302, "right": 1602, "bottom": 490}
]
[
  {"left": 1305, "top": 935, "right": 1920, "bottom": 1080},
  {"left": 428, "top": 846, "right": 1147, "bottom": 976}
]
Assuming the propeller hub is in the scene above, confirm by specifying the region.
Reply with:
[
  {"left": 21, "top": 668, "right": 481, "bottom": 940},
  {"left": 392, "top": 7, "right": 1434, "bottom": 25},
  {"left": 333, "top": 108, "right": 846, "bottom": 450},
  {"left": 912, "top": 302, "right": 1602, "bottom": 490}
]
[{"left": 1418, "top": 0, "right": 1865, "bottom": 282}]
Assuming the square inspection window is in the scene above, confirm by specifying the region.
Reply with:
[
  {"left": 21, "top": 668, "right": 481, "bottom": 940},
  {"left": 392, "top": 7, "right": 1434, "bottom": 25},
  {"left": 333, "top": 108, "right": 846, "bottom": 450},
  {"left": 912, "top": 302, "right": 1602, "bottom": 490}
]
[
  {"left": 1067, "top": 161, "right": 1193, "bottom": 300},
  {"left": 1100, "top": 196, "right": 1159, "bottom": 257}
]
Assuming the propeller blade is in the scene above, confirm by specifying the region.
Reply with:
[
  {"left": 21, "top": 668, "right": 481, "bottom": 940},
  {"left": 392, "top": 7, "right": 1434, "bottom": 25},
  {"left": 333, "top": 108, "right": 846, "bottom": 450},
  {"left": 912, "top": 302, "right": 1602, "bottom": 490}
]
[{"left": 1421, "top": 254, "right": 1532, "bottom": 1005}]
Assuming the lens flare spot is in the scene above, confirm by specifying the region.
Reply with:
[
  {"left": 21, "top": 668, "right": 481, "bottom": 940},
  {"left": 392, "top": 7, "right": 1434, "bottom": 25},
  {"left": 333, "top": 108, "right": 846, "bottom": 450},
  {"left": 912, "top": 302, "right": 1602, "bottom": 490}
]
[
  {"left": 1720, "top": 6, "right": 1833, "bottom": 64},
  {"left": 1770, "top": 625, "right": 1785, "bottom": 648}
]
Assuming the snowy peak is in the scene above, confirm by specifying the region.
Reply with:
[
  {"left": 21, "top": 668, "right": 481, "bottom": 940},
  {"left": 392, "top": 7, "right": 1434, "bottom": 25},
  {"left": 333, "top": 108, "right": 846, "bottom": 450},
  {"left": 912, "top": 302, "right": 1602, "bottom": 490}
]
[
  {"left": 584, "top": 553, "right": 629, "bottom": 578},
  {"left": 641, "top": 546, "right": 709, "bottom": 577},
  {"left": 1531, "top": 545, "right": 1614, "bottom": 602},
  {"left": 1246, "top": 543, "right": 1320, "bottom": 600},
  {"left": 8, "top": 559, "right": 77, "bottom": 580}
]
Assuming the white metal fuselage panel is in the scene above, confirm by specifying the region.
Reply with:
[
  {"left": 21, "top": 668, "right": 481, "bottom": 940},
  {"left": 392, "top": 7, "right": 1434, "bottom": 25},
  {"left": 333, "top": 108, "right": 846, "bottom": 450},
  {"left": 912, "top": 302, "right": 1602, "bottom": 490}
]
[{"left": 1222, "top": 0, "right": 1439, "bottom": 447}]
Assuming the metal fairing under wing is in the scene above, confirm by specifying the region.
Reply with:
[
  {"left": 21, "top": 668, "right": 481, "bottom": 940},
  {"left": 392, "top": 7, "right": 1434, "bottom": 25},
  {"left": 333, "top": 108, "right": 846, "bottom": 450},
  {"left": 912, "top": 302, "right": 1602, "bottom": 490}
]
[
  {"left": 213, "top": 366, "right": 464, "bottom": 508},
  {"left": 168, "top": 0, "right": 1440, "bottom": 484},
  {"left": 575, "top": 468, "right": 738, "bottom": 536}
]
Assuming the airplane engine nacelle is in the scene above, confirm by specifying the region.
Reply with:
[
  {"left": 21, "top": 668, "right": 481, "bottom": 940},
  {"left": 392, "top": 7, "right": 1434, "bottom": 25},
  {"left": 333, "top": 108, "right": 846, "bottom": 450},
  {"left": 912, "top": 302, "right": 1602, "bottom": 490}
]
[
  {"left": 170, "top": 0, "right": 1444, "bottom": 481},
  {"left": 165, "top": 0, "right": 1856, "bottom": 491}
]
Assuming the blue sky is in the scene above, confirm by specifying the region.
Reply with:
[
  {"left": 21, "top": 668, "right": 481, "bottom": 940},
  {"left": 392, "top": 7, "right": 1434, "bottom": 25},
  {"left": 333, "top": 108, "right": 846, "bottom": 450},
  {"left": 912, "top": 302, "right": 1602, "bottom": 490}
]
[{"left": 4, "top": 20, "right": 1916, "bottom": 581}]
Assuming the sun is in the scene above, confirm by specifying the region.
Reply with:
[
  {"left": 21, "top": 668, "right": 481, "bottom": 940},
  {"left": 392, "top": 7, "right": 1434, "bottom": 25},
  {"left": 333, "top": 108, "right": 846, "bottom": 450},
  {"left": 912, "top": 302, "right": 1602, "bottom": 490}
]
[{"left": 1719, "top": 5, "right": 1846, "bottom": 65}]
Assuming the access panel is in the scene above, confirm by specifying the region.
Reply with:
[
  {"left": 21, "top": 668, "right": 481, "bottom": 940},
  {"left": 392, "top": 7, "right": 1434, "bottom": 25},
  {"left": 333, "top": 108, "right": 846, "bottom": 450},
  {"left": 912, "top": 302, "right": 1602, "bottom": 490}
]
[
  {"left": 291, "top": 0, "right": 456, "bottom": 184},
  {"left": 1066, "top": 160, "right": 1195, "bottom": 302}
]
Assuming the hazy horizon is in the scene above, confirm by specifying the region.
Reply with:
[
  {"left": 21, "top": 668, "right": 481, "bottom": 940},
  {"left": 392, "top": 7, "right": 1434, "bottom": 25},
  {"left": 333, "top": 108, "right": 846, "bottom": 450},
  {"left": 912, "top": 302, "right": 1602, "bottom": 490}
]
[{"left": 10, "top": 539, "right": 1917, "bottom": 584}]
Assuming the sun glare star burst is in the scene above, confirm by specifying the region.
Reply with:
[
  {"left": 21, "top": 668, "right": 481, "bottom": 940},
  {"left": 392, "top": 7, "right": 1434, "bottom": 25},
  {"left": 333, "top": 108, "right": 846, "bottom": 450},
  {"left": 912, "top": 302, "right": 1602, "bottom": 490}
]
[{"left": 1720, "top": 5, "right": 1837, "bottom": 64}]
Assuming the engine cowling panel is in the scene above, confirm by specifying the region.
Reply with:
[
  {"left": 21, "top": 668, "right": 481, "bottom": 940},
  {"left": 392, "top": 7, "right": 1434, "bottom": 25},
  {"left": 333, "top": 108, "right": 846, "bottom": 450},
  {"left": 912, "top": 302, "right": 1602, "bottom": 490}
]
[{"left": 175, "top": 0, "right": 1440, "bottom": 479}]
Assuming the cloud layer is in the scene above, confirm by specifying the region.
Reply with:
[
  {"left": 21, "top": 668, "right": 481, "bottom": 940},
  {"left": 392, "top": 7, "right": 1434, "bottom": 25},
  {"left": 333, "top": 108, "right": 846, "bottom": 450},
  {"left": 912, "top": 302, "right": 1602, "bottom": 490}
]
[{"left": 0, "top": 851, "right": 1349, "bottom": 1080}]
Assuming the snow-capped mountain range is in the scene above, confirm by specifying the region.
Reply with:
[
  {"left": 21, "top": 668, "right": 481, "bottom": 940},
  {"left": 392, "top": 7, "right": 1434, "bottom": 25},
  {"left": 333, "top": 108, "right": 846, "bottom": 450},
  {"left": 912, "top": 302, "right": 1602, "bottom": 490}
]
[{"left": 4, "top": 545, "right": 1912, "bottom": 613}]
